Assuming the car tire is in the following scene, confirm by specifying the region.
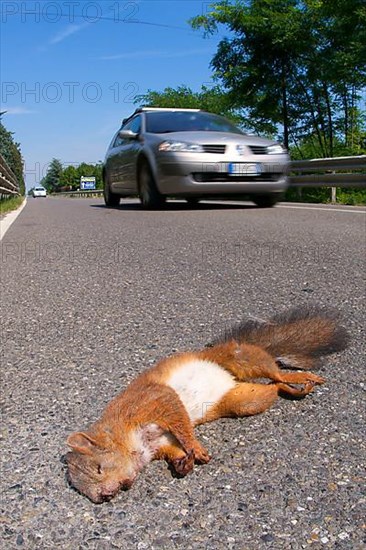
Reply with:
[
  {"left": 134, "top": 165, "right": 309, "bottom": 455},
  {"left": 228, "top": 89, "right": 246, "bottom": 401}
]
[
  {"left": 103, "top": 176, "right": 120, "bottom": 207},
  {"left": 186, "top": 198, "right": 200, "bottom": 206},
  {"left": 253, "top": 194, "right": 280, "bottom": 208},
  {"left": 138, "top": 162, "right": 165, "bottom": 209}
]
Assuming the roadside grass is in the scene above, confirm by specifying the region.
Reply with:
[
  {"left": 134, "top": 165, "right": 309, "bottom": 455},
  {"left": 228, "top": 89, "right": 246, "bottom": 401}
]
[
  {"left": 0, "top": 195, "right": 25, "bottom": 216},
  {"left": 335, "top": 189, "right": 366, "bottom": 205},
  {"left": 285, "top": 187, "right": 366, "bottom": 205}
]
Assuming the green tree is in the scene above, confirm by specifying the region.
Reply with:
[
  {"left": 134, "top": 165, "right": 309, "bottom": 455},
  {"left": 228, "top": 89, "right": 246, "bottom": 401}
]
[
  {"left": 190, "top": 0, "right": 366, "bottom": 155},
  {"left": 42, "top": 161, "right": 104, "bottom": 191},
  {"left": 289, "top": 0, "right": 366, "bottom": 157},
  {"left": 93, "top": 162, "right": 103, "bottom": 189},
  {"left": 59, "top": 165, "right": 78, "bottom": 190},
  {"left": 42, "top": 158, "right": 63, "bottom": 191},
  {"left": 135, "top": 84, "right": 244, "bottom": 125},
  {"left": 0, "top": 120, "right": 25, "bottom": 195}
]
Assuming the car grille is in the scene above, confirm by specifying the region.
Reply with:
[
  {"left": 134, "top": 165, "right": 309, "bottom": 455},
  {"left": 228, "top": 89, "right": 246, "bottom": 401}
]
[
  {"left": 192, "top": 173, "right": 283, "bottom": 183},
  {"left": 202, "top": 145, "right": 226, "bottom": 154},
  {"left": 248, "top": 145, "right": 268, "bottom": 155}
]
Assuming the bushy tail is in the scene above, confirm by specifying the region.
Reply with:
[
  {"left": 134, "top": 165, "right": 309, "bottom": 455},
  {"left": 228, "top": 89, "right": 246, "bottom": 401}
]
[{"left": 211, "top": 306, "right": 349, "bottom": 370}]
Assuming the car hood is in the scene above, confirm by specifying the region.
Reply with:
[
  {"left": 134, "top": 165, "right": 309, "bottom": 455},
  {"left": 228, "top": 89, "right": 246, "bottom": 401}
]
[{"left": 151, "top": 131, "right": 278, "bottom": 146}]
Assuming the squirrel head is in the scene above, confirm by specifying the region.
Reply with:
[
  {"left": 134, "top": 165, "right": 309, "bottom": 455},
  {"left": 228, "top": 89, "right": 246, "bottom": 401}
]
[{"left": 65, "top": 428, "right": 138, "bottom": 503}]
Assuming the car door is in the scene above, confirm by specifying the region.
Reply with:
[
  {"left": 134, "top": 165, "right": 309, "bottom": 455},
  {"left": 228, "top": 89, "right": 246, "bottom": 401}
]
[
  {"left": 117, "top": 115, "right": 142, "bottom": 192},
  {"left": 105, "top": 132, "right": 125, "bottom": 191}
]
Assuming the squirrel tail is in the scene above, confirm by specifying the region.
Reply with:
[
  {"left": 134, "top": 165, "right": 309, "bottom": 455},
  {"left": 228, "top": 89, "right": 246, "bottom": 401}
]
[{"left": 211, "top": 305, "right": 349, "bottom": 370}]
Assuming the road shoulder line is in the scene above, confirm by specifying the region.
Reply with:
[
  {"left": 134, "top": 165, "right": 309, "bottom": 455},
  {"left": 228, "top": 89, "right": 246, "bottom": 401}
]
[
  {"left": 0, "top": 197, "right": 27, "bottom": 241},
  {"left": 277, "top": 203, "right": 366, "bottom": 214}
]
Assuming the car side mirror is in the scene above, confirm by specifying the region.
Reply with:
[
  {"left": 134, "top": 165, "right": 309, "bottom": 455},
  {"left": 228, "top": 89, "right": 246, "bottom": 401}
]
[{"left": 118, "top": 129, "right": 139, "bottom": 140}]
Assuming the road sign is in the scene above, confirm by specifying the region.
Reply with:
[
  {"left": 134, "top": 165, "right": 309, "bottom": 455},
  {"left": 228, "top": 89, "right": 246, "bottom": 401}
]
[{"left": 80, "top": 176, "right": 96, "bottom": 190}]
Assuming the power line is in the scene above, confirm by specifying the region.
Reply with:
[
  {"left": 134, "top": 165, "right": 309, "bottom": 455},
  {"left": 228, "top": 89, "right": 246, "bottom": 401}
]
[{"left": 3, "top": 11, "right": 196, "bottom": 33}]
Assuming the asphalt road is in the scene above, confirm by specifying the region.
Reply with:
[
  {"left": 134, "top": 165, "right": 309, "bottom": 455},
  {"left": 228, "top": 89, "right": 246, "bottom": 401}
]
[{"left": 1, "top": 197, "right": 365, "bottom": 550}]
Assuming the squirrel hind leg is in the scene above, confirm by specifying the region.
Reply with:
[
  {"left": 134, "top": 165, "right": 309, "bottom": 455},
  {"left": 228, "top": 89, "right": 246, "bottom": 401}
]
[
  {"left": 212, "top": 383, "right": 280, "bottom": 418},
  {"left": 213, "top": 376, "right": 323, "bottom": 420},
  {"left": 271, "top": 369, "right": 325, "bottom": 387}
]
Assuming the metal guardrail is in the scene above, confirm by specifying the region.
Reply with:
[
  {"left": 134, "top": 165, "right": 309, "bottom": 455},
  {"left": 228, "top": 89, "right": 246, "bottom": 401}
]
[
  {"left": 53, "top": 156, "right": 365, "bottom": 202},
  {"left": 0, "top": 153, "right": 20, "bottom": 197},
  {"left": 54, "top": 189, "right": 103, "bottom": 198},
  {"left": 289, "top": 155, "right": 366, "bottom": 188}
]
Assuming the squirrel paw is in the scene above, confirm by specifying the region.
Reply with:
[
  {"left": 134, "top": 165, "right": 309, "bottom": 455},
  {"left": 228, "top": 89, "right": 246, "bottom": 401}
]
[
  {"left": 306, "top": 373, "right": 325, "bottom": 385},
  {"left": 278, "top": 378, "right": 323, "bottom": 398},
  {"left": 300, "top": 374, "right": 325, "bottom": 395},
  {"left": 172, "top": 450, "right": 195, "bottom": 476},
  {"left": 278, "top": 371, "right": 325, "bottom": 395},
  {"left": 193, "top": 443, "right": 211, "bottom": 465}
]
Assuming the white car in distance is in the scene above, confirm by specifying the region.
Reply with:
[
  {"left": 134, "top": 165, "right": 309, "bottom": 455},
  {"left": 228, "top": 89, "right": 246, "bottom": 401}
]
[{"left": 33, "top": 186, "right": 47, "bottom": 198}]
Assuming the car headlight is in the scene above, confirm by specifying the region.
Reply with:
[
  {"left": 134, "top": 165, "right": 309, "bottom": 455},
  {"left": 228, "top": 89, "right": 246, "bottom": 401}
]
[
  {"left": 266, "top": 144, "right": 286, "bottom": 154},
  {"left": 158, "top": 141, "right": 204, "bottom": 153}
]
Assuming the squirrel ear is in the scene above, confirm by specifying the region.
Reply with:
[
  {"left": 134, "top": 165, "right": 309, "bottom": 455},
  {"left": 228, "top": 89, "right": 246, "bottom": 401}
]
[{"left": 67, "top": 432, "right": 101, "bottom": 454}]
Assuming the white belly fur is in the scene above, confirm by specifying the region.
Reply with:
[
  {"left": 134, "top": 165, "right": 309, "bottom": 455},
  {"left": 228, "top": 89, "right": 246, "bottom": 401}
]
[{"left": 166, "top": 359, "right": 236, "bottom": 423}]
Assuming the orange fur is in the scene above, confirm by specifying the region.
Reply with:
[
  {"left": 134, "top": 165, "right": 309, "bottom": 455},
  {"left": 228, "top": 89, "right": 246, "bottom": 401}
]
[{"left": 66, "top": 309, "right": 347, "bottom": 503}]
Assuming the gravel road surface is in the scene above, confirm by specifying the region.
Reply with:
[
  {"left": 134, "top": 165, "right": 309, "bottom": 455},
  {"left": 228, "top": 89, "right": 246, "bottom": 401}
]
[{"left": 1, "top": 198, "right": 365, "bottom": 549}]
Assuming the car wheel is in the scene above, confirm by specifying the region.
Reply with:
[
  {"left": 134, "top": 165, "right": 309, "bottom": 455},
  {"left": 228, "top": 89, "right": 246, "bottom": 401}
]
[
  {"left": 138, "top": 162, "right": 165, "bottom": 209},
  {"left": 103, "top": 176, "right": 120, "bottom": 207},
  {"left": 186, "top": 198, "right": 200, "bottom": 206},
  {"left": 253, "top": 194, "right": 280, "bottom": 208}
]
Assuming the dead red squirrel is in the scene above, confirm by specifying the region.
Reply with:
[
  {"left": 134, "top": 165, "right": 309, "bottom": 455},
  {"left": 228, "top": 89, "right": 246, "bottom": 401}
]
[{"left": 66, "top": 306, "right": 349, "bottom": 503}]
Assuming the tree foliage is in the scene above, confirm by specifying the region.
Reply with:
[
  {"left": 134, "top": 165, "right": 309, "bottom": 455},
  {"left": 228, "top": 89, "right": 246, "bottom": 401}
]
[
  {"left": 41, "top": 160, "right": 103, "bottom": 191},
  {"left": 0, "top": 118, "right": 25, "bottom": 195},
  {"left": 135, "top": 85, "right": 244, "bottom": 125},
  {"left": 41, "top": 158, "right": 63, "bottom": 191},
  {"left": 190, "top": 0, "right": 366, "bottom": 156}
]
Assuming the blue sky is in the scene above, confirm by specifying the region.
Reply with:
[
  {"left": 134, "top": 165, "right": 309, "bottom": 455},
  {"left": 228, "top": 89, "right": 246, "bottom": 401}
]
[{"left": 1, "top": 0, "right": 223, "bottom": 188}]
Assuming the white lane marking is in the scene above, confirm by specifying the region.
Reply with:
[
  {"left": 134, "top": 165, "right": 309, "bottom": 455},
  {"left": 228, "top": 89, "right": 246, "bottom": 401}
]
[
  {"left": 0, "top": 198, "right": 27, "bottom": 241},
  {"left": 277, "top": 204, "right": 366, "bottom": 214},
  {"left": 186, "top": 199, "right": 366, "bottom": 214}
]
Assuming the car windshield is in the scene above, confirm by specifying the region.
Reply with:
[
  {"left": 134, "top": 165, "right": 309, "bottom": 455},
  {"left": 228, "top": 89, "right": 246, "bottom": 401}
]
[
  {"left": 145, "top": 111, "right": 243, "bottom": 135},
  {"left": 35, "top": 187, "right": 45, "bottom": 190}
]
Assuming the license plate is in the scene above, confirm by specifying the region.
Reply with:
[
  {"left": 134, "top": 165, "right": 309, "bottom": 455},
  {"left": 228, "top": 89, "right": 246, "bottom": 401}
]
[{"left": 228, "top": 163, "right": 261, "bottom": 175}]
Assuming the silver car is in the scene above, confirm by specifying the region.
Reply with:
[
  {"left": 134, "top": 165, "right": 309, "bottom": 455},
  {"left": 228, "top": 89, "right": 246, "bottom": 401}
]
[{"left": 103, "top": 108, "right": 289, "bottom": 208}]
